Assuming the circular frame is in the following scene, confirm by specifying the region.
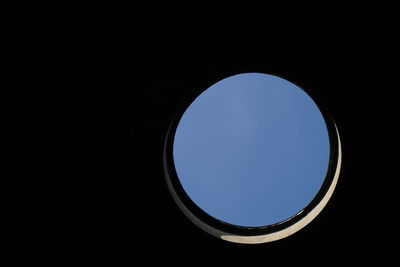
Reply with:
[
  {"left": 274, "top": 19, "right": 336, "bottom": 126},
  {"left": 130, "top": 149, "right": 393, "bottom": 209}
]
[{"left": 162, "top": 72, "right": 342, "bottom": 244}]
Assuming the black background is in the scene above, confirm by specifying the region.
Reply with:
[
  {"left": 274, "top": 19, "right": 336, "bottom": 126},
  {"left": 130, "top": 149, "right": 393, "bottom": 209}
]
[{"left": 5, "top": 2, "right": 398, "bottom": 265}]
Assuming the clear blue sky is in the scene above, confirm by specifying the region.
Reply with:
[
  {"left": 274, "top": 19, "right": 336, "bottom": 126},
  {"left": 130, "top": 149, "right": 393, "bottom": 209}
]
[{"left": 173, "top": 73, "right": 330, "bottom": 227}]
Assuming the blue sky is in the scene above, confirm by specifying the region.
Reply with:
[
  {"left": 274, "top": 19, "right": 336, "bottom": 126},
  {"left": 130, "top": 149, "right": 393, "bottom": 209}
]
[{"left": 173, "top": 73, "right": 330, "bottom": 227}]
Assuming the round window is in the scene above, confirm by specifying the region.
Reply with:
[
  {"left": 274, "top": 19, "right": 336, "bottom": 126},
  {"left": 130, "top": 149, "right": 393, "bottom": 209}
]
[{"left": 163, "top": 73, "right": 341, "bottom": 244}]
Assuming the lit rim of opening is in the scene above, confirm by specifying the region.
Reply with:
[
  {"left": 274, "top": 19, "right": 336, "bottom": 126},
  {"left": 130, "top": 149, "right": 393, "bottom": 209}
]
[{"left": 162, "top": 73, "right": 342, "bottom": 244}]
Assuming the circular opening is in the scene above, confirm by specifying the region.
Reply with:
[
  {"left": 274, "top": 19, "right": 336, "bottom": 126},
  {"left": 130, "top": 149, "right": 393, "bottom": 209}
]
[{"left": 163, "top": 73, "right": 341, "bottom": 244}]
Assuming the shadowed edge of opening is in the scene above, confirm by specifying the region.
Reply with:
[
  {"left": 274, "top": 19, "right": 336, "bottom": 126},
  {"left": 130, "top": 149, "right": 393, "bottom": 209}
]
[{"left": 162, "top": 73, "right": 342, "bottom": 244}]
